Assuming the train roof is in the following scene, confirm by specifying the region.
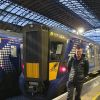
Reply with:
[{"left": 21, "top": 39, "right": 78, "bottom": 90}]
[
  {"left": 0, "top": 29, "right": 22, "bottom": 39},
  {"left": 0, "top": 26, "right": 100, "bottom": 46},
  {"left": 50, "top": 27, "right": 100, "bottom": 46}
]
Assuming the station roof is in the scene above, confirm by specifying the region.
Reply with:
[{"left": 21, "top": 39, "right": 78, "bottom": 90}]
[
  {"left": 0, "top": 0, "right": 100, "bottom": 43},
  {"left": 83, "top": 28, "right": 100, "bottom": 43}
]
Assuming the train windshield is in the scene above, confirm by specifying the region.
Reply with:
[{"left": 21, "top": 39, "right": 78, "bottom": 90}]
[{"left": 49, "top": 41, "right": 64, "bottom": 61}]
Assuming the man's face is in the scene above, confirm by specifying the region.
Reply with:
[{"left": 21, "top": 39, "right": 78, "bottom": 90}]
[{"left": 75, "top": 48, "right": 83, "bottom": 59}]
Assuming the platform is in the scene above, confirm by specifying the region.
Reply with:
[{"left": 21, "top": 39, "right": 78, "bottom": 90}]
[
  {"left": 6, "top": 76, "right": 100, "bottom": 100},
  {"left": 53, "top": 75, "right": 100, "bottom": 100},
  {"left": 81, "top": 85, "right": 100, "bottom": 100}
]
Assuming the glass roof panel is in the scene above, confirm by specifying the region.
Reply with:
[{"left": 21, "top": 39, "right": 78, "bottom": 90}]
[
  {"left": 59, "top": 0, "right": 100, "bottom": 28},
  {"left": 10, "top": 6, "right": 21, "bottom": 13},
  {"left": 0, "top": 15, "right": 4, "bottom": 20},
  {"left": 0, "top": 11, "right": 7, "bottom": 20},
  {"left": 16, "top": 8, "right": 25, "bottom": 15},
  {"left": 2, "top": 13, "right": 12, "bottom": 22},
  {"left": 0, "top": 1, "right": 10, "bottom": 9},
  {"left": 17, "top": 19, "right": 25, "bottom": 26},
  {"left": 20, "top": 10, "right": 29, "bottom": 17},
  {"left": 6, "top": 5, "right": 16, "bottom": 12},
  {"left": 34, "top": 15, "right": 41, "bottom": 20},
  {"left": 12, "top": 17, "right": 20, "bottom": 24},
  {"left": 8, "top": 15, "right": 17, "bottom": 23},
  {"left": 0, "top": 0, "right": 74, "bottom": 32},
  {"left": 25, "top": 12, "right": 33, "bottom": 18},
  {"left": 21, "top": 20, "right": 31, "bottom": 26},
  {"left": 84, "top": 28, "right": 100, "bottom": 43}
]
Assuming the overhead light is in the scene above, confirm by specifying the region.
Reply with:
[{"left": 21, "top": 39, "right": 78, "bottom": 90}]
[
  {"left": 72, "top": 29, "right": 76, "bottom": 33},
  {"left": 50, "top": 32, "right": 54, "bottom": 36},
  {"left": 77, "top": 27, "right": 84, "bottom": 34},
  {"left": 6, "top": 29, "right": 11, "bottom": 32}
]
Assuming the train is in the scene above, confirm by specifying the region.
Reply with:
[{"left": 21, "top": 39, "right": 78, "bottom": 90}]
[
  {"left": 0, "top": 23, "right": 100, "bottom": 99},
  {"left": 0, "top": 30, "right": 22, "bottom": 99}
]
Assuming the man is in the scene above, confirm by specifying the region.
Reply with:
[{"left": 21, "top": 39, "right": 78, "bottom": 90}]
[{"left": 67, "top": 44, "right": 89, "bottom": 100}]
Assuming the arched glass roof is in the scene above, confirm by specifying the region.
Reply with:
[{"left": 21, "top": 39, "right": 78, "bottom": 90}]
[
  {"left": 59, "top": 0, "right": 100, "bottom": 28},
  {"left": 83, "top": 28, "right": 100, "bottom": 43},
  {"left": 0, "top": 0, "right": 73, "bottom": 33}
]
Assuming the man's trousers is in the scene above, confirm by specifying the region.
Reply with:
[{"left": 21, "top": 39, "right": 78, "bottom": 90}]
[{"left": 66, "top": 81, "right": 83, "bottom": 100}]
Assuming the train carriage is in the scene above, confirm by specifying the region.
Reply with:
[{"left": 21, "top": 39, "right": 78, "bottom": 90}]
[
  {"left": 0, "top": 23, "right": 100, "bottom": 99},
  {"left": 20, "top": 23, "right": 100, "bottom": 99}
]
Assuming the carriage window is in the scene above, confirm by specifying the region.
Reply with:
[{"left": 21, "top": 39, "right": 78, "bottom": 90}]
[
  {"left": 20, "top": 44, "right": 23, "bottom": 60},
  {"left": 86, "top": 45, "right": 95, "bottom": 67},
  {"left": 95, "top": 46, "right": 100, "bottom": 66},
  {"left": 56, "top": 44, "right": 63, "bottom": 54},
  {"left": 11, "top": 46, "right": 17, "bottom": 57},
  {"left": 49, "top": 42, "right": 63, "bottom": 61},
  {"left": 98, "top": 47, "right": 100, "bottom": 65}
]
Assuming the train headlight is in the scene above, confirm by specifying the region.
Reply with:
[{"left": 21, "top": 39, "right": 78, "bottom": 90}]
[
  {"left": 59, "top": 66, "right": 67, "bottom": 73},
  {"left": 21, "top": 64, "right": 24, "bottom": 71},
  {"left": 77, "top": 27, "right": 84, "bottom": 34}
]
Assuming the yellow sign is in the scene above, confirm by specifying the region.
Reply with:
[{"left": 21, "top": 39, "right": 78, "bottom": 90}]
[
  {"left": 49, "top": 62, "right": 59, "bottom": 80},
  {"left": 26, "top": 63, "right": 39, "bottom": 78}
]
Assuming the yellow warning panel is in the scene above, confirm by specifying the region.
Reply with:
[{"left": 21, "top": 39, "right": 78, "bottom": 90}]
[
  {"left": 26, "top": 63, "right": 39, "bottom": 78},
  {"left": 49, "top": 62, "right": 59, "bottom": 80}
]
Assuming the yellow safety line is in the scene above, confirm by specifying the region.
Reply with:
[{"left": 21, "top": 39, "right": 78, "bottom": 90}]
[{"left": 92, "top": 92, "right": 100, "bottom": 100}]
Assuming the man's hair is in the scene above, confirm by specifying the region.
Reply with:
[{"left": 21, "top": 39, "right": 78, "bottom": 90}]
[{"left": 76, "top": 44, "right": 83, "bottom": 49}]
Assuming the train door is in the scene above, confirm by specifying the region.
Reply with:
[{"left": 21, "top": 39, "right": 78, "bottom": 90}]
[
  {"left": 93, "top": 45, "right": 100, "bottom": 72},
  {"left": 49, "top": 32, "right": 68, "bottom": 79},
  {"left": 49, "top": 41, "right": 64, "bottom": 80}
]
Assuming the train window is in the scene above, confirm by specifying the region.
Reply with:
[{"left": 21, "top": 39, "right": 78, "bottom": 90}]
[
  {"left": 20, "top": 43, "right": 24, "bottom": 71},
  {"left": 49, "top": 41, "right": 64, "bottom": 61},
  {"left": 20, "top": 44, "right": 23, "bottom": 60},
  {"left": 11, "top": 45, "right": 17, "bottom": 57},
  {"left": 86, "top": 45, "right": 95, "bottom": 67},
  {"left": 98, "top": 47, "right": 100, "bottom": 65},
  {"left": 56, "top": 44, "right": 63, "bottom": 54},
  {"left": 96, "top": 46, "right": 100, "bottom": 66}
]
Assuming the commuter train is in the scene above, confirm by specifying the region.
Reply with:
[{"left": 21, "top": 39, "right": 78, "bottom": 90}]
[
  {"left": 20, "top": 23, "right": 100, "bottom": 99},
  {"left": 0, "top": 23, "right": 100, "bottom": 99},
  {"left": 0, "top": 30, "right": 22, "bottom": 99}
]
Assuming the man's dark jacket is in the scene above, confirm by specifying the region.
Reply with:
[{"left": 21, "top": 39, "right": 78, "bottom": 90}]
[{"left": 67, "top": 54, "right": 89, "bottom": 82}]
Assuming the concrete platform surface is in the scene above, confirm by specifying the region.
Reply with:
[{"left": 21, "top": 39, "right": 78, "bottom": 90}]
[{"left": 81, "top": 85, "right": 100, "bottom": 100}]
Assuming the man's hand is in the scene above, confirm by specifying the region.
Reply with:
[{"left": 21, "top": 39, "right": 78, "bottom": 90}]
[{"left": 84, "top": 75, "right": 89, "bottom": 82}]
